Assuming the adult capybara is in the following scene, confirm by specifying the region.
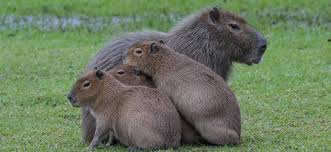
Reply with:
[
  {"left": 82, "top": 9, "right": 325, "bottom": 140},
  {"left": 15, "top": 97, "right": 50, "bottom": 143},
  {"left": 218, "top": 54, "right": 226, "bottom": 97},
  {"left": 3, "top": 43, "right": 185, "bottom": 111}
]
[
  {"left": 125, "top": 41, "right": 241, "bottom": 145},
  {"left": 83, "top": 7, "right": 267, "bottom": 143},
  {"left": 67, "top": 69, "right": 181, "bottom": 150},
  {"left": 89, "top": 7, "right": 267, "bottom": 80}
]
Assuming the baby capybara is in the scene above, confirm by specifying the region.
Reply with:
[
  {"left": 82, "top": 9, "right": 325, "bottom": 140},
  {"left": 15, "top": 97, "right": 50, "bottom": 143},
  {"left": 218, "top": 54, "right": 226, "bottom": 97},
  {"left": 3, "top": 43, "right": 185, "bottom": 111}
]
[
  {"left": 110, "top": 64, "right": 154, "bottom": 88},
  {"left": 80, "top": 65, "right": 155, "bottom": 143},
  {"left": 67, "top": 69, "right": 181, "bottom": 150},
  {"left": 83, "top": 65, "right": 202, "bottom": 145}
]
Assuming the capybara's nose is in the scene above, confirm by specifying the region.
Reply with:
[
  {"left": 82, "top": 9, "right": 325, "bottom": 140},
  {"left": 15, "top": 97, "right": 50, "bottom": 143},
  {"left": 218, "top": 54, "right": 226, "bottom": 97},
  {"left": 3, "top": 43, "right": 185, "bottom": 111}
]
[
  {"left": 67, "top": 95, "right": 75, "bottom": 103},
  {"left": 258, "top": 38, "right": 267, "bottom": 54},
  {"left": 67, "top": 96, "right": 72, "bottom": 101}
]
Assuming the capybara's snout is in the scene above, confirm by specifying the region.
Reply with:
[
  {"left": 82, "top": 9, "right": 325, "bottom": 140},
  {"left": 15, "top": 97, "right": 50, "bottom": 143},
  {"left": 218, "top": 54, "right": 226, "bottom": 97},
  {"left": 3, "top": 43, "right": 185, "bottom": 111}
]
[
  {"left": 67, "top": 93, "right": 78, "bottom": 107},
  {"left": 257, "top": 38, "right": 267, "bottom": 55}
]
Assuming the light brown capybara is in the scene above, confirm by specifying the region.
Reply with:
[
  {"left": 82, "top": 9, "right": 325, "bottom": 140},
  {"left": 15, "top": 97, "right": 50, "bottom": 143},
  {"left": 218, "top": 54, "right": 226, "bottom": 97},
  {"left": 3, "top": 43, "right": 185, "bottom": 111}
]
[
  {"left": 80, "top": 65, "right": 155, "bottom": 144},
  {"left": 125, "top": 41, "right": 241, "bottom": 145},
  {"left": 67, "top": 69, "right": 181, "bottom": 150}
]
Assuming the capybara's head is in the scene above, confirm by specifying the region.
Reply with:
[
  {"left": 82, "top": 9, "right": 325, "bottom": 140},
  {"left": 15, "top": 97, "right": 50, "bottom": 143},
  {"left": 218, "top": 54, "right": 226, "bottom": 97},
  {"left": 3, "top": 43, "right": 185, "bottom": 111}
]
[
  {"left": 209, "top": 7, "right": 267, "bottom": 65},
  {"left": 109, "top": 64, "right": 154, "bottom": 87},
  {"left": 125, "top": 41, "right": 169, "bottom": 75},
  {"left": 182, "top": 7, "right": 267, "bottom": 65},
  {"left": 67, "top": 69, "right": 107, "bottom": 107}
]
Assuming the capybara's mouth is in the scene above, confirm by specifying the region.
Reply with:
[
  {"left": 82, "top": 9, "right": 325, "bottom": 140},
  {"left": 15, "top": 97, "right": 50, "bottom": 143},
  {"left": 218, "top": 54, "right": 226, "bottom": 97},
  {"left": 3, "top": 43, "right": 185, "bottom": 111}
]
[
  {"left": 253, "top": 58, "right": 262, "bottom": 64},
  {"left": 71, "top": 104, "right": 80, "bottom": 108},
  {"left": 69, "top": 101, "right": 80, "bottom": 107},
  {"left": 246, "top": 56, "right": 263, "bottom": 65}
]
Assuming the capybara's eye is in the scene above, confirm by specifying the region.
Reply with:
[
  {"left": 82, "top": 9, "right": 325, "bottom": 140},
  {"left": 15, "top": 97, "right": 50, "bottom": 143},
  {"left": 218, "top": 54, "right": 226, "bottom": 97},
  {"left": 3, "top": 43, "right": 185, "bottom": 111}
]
[
  {"left": 134, "top": 48, "right": 143, "bottom": 54},
  {"left": 117, "top": 70, "right": 125, "bottom": 75},
  {"left": 228, "top": 23, "right": 240, "bottom": 31},
  {"left": 83, "top": 81, "right": 91, "bottom": 88}
]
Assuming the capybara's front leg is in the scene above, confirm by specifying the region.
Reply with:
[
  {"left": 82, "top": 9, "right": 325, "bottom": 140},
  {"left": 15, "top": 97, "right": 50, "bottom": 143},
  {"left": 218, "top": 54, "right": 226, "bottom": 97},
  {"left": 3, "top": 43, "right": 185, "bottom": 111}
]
[
  {"left": 105, "top": 131, "right": 116, "bottom": 147},
  {"left": 81, "top": 107, "right": 96, "bottom": 143},
  {"left": 88, "top": 124, "right": 109, "bottom": 150}
]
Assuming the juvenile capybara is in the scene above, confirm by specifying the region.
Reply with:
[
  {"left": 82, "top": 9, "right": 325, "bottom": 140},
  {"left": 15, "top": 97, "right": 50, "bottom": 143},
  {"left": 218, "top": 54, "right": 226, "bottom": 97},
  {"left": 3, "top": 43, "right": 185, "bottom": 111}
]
[
  {"left": 83, "top": 7, "right": 267, "bottom": 143},
  {"left": 125, "top": 41, "right": 241, "bottom": 145},
  {"left": 112, "top": 65, "right": 203, "bottom": 145},
  {"left": 110, "top": 64, "right": 154, "bottom": 88},
  {"left": 81, "top": 65, "right": 155, "bottom": 143},
  {"left": 67, "top": 69, "right": 181, "bottom": 150},
  {"left": 83, "top": 65, "right": 202, "bottom": 145}
]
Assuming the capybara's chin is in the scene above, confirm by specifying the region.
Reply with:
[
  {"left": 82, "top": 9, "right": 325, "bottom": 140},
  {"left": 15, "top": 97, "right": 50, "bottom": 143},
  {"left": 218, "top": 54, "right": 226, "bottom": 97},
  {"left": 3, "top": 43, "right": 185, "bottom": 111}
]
[
  {"left": 245, "top": 55, "right": 264, "bottom": 65},
  {"left": 70, "top": 102, "right": 80, "bottom": 107}
]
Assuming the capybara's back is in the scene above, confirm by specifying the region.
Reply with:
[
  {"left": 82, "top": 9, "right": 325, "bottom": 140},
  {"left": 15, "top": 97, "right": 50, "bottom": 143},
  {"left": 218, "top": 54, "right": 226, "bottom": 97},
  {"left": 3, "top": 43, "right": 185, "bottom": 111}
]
[{"left": 116, "top": 87, "right": 181, "bottom": 149}]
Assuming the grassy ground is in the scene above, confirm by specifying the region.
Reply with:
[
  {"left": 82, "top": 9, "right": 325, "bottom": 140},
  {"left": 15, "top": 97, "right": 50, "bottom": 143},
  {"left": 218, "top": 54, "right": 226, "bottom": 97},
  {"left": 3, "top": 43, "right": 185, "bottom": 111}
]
[{"left": 0, "top": 0, "right": 330, "bottom": 151}]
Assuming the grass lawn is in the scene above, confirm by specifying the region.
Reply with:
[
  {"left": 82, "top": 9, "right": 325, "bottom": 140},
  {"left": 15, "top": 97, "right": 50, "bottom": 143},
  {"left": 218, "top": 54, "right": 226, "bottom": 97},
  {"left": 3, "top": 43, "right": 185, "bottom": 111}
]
[{"left": 0, "top": 0, "right": 330, "bottom": 151}]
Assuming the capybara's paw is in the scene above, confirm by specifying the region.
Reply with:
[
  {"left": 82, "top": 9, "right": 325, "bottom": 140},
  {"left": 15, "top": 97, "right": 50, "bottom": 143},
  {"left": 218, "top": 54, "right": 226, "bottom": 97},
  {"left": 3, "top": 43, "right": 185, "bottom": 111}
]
[
  {"left": 127, "top": 147, "right": 144, "bottom": 152},
  {"left": 84, "top": 146, "right": 94, "bottom": 152}
]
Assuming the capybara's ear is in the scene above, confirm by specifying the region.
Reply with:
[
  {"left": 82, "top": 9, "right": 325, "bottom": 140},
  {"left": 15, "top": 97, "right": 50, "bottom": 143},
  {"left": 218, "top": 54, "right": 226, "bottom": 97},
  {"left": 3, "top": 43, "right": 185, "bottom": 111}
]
[
  {"left": 93, "top": 66, "right": 98, "bottom": 70},
  {"left": 96, "top": 70, "right": 104, "bottom": 80},
  {"left": 132, "top": 68, "right": 141, "bottom": 76},
  {"left": 209, "top": 7, "right": 220, "bottom": 23},
  {"left": 150, "top": 42, "right": 158, "bottom": 54},
  {"left": 159, "top": 39, "right": 165, "bottom": 44}
]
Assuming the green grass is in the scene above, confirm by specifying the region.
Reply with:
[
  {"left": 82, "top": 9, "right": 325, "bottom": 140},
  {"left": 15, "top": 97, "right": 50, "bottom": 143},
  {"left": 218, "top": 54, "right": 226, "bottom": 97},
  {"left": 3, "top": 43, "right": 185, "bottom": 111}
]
[{"left": 0, "top": 0, "right": 330, "bottom": 151}]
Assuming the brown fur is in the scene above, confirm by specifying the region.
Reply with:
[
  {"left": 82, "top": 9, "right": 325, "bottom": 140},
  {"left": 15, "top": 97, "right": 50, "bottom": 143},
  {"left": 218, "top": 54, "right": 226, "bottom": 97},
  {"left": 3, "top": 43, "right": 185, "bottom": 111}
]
[
  {"left": 110, "top": 64, "right": 155, "bottom": 88},
  {"left": 80, "top": 65, "right": 155, "bottom": 143},
  {"left": 67, "top": 69, "right": 181, "bottom": 150},
  {"left": 83, "top": 7, "right": 266, "bottom": 143},
  {"left": 125, "top": 41, "right": 241, "bottom": 145},
  {"left": 89, "top": 7, "right": 267, "bottom": 80},
  {"left": 82, "top": 65, "right": 203, "bottom": 145}
]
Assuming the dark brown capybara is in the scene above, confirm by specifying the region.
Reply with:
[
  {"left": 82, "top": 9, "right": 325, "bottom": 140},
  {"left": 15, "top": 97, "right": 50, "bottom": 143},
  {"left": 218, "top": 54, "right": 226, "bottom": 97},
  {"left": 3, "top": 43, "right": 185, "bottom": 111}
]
[{"left": 89, "top": 7, "right": 267, "bottom": 80}]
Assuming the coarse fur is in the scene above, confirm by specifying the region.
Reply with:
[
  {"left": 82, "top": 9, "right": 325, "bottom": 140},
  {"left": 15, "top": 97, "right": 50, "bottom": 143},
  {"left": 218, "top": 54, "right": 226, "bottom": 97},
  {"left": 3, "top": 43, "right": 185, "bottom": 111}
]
[
  {"left": 83, "top": 7, "right": 266, "bottom": 143},
  {"left": 125, "top": 41, "right": 241, "bottom": 145},
  {"left": 67, "top": 69, "right": 181, "bottom": 150},
  {"left": 88, "top": 7, "right": 267, "bottom": 80},
  {"left": 110, "top": 64, "right": 155, "bottom": 88},
  {"left": 81, "top": 65, "right": 155, "bottom": 143}
]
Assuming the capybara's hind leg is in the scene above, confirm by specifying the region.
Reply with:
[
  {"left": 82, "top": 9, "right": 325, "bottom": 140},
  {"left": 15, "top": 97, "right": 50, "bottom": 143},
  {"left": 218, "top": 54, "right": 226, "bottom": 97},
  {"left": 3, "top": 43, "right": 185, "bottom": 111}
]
[
  {"left": 181, "top": 118, "right": 203, "bottom": 145},
  {"left": 196, "top": 123, "right": 240, "bottom": 145}
]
